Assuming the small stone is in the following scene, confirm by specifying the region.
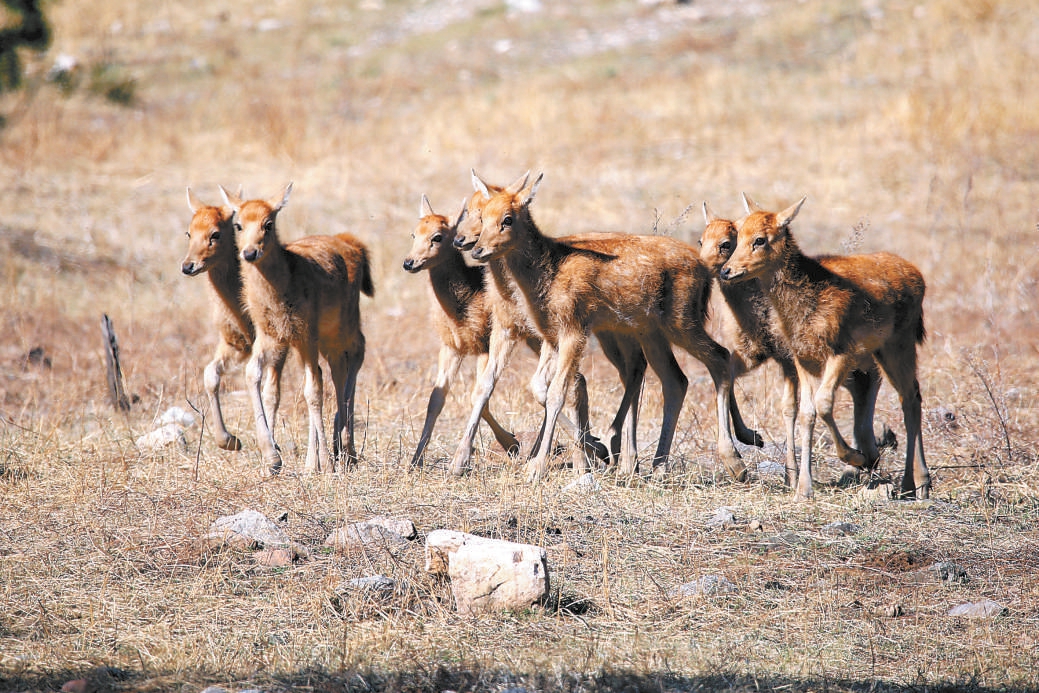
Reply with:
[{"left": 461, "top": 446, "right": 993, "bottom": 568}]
[
  {"left": 343, "top": 575, "right": 396, "bottom": 592},
  {"left": 254, "top": 547, "right": 298, "bottom": 567},
  {"left": 877, "top": 602, "right": 904, "bottom": 617},
  {"left": 365, "top": 515, "right": 417, "bottom": 540},
  {"left": 205, "top": 509, "right": 292, "bottom": 550},
  {"left": 325, "top": 522, "right": 409, "bottom": 552},
  {"left": 821, "top": 521, "right": 862, "bottom": 536},
  {"left": 858, "top": 480, "right": 893, "bottom": 502},
  {"left": 562, "top": 472, "right": 601, "bottom": 494},
  {"left": 748, "top": 519, "right": 763, "bottom": 532},
  {"left": 706, "top": 506, "right": 737, "bottom": 530},
  {"left": 61, "top": 680, "right": 88, "bottom": 693},
  {"left": 159, "top": 406, "right": 196, "bottom": 428},
  {"left": 948, "top": 599, "right": 1007, "bottom": 619},
  {"left": 200, "top": 688, "right": 230, "bottom": 693},
  {"left": 135, "top": 423, "right": 186, "bottom": 450},
  {"left": 670, "top": 574, "right": 737, "bottom": 598}
]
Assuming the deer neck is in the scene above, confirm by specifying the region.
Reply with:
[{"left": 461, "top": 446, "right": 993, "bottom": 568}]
[
  {"left": 765, "top": 238, "right": 822, "bottom": 343},
  {"left": 428, "top": 249, "right": 484, "bottom": 324}
]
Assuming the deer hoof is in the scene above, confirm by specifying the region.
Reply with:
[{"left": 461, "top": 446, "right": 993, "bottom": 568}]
[{"left": 219, "top": 435, "right": 243, "bottom": 452}]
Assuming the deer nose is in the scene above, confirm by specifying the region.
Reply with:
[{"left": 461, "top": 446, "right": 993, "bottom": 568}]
[
  {"left": 242, "top": 247, "right": 260, "bottom": 263},
  {"left": 719, "top": 266, "right": 732, "bottom": 280},
  {"left": 402, "top": 258, "right": 414, "bottom": 272},
  {"left": 453, "top": 236, "right": 466, "bottom": 249},
  {"left": 181, "top": 262, "right": 196, "bottom": 276}
]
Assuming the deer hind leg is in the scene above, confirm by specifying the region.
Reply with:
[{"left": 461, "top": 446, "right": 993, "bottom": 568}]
[
  {"left": 450, "top": 324, "right": 517, "bottom": 476},
  {"left": 637, "top": 335, "right": 687, "bottom": 478},
  {"left": 301, "top": 345, "right": 329, "bottom": 474},
  {"left": 525, "top": 332, "right": 586, "bottom": 483},
  {"left": 837, "top": 365, "right": 884, "bottom": 486},
  {"left": 729, "top": 354, "right": 764, "bottom": 448},
  {"left": 205, "top": 340, "right": 245, "bottom": 451},
  {"left": 597, "top": 333, "right": 646, "bottom": 472},
  {"left": 329, "top": 339, "right": 365, "bottom": 471},
  {"left": 875, "top": 346, "right": 930, "bottom": 499},
  {"left": 261, "top": 351, "right": 286, "bottom": 440},
  {"left": 814, "top": 354, "right": 868, "bottom": 469},
  {"left": 527, "top": 343, "right": 607, "bottom": 466},
  {"left": 475, "top": 352, "right": 521, "bottom": 458},
  {"left": 246, "top": 339, "right": 285, "bottom": 474},
  {"left": 685, "top": 333, "right": 745, "bottom": 481}
]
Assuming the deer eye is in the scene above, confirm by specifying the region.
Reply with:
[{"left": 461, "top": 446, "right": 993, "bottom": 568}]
[
  {"left": 431, "top": 233, "right": 443, "bottom": 243},
  {"left": 233, "top": 222, "right": 242, "bottom": 232},
  {"left": 263, "top": 219, "right": 275, "bottom": 232},
  {"left": 210, "top": 231, "right": 221, "bottom": 242},
  {"left": 752, "top": 237, "right": 766, "bottom": 249},
  {"left": 501, "top": 215, "right": 513, "bottom": 228},
  {"left": 719, "top": 240, "right": 731, "bottom": 252}
]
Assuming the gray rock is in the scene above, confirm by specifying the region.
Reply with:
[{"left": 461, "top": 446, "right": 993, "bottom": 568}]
[
  {"left": 205, "top": 509, "right": 291, "bottom": 550},
  {"left": 821, "top": 521, "right": 862, "bottom": 536},
  {"left": 325, "top": 522, "right": 409, "bottom": 552},
  {"left": 364, "top": 515, "right": 417, "bottom": 540},
  {"left": 948, "top": 599, "right": 1007, "bottom": 619},
  {"left": 135, "top": 423, "right": 187, "bottom": 451},
  {"left": 670, "top": 574, "right": 737, "bottom": 598},
  {"left": 343, "top": 575, "right": 396, "bottom": 592},
  {"left": 563, "top": 472, "right": 601, "bottom": 494},
  {"left": 706, "top": 506, "right": 737, "bottom": 530}
]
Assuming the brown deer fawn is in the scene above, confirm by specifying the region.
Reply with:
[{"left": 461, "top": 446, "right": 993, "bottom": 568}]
[
  {"left": 182, "top": 187, "right": 286, "bottom": 452},
  {"left": 720, "top": 195, "right": 929, "bottom": 500},
  {"left": 221, "top": 183, "right": 374, "bottom": 474},
  {"left": 469, "top": 172, "right": 746, "bottom": 483},
  {"left": 452, "top": 174, "right": 653, "bottom": 477},
  {"left": 402, "top": 195, "right": 523, "bottom": 466},
  {"left": 700, "top": 202, "right": 889, "bottom": 490}
]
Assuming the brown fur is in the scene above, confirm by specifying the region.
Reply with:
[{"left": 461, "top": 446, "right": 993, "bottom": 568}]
[
  {"left": 700, "top": 203, "right": 886, "bottom": 490},
  {"left": 182, "top": 188, "right": 285, "bottom": 452},
  {"left": 402, "top": 195, "right": 522, "bottom": 466},
  {"left": 453, "top": 176, "right": 649, "bottom": 477},
  {"left": 222, "top": 183, "right": 373, "bottom": 474},
  {"left": 470, "top": 173, "right": 745, "bottom": 483},
  {"left": 720, "top": 195, "right": 929, "bottom": 500}
]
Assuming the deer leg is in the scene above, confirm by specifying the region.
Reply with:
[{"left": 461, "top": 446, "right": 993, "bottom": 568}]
[
  {"left": 261, "top": 351, "right": 286, "bottom": 440},
  {"left": 205, "top": 340, "right": 244, "bottom": 451},
  {"left": 450, "top": 323, "right": 517, "bottom": 476},
  {"left": 638, "top": 335, "right": 687, "bottom": 477},
  {"left": 526, "top": 332, "right": 585, "bottom": 483},
  {"left": 474, "top": 352, "right": 521, "bottom": 457},
  {"left": 411, "top": 346, "right": 464, "bottom": 467},
  {"left": 838, "top": 366, "right": 884, "bottom": 486},
  {"left": 689, "top": 335, "right": 745, "bottom": 481},
  {"left": 729, "top": 355, "right": 764, "bottom": 448},
  {"left": 815, "top": 355, "right": 867, "bottom": 468},
  {"left": 875, "top": 347, "right": 930, "bottom": 499},
  {"left": 246, "top": 339, "right": 283, "bottom": 474},
  {"left": 301, "top": 346, "right": 329, "bottom": 474},
  {"left": 793, "top": 361, "right": 818, "bottom": 501},
  {"left": 779, "top": 362, "right": 799, "bottom": 489},
  {"left": 597, "top": 333, "right": 646, "bottom": 470}
]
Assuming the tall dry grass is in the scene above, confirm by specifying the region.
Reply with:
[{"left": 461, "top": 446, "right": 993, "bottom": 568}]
[{"left": 2, "top": 0, "right": 1039, "bottom": 690}]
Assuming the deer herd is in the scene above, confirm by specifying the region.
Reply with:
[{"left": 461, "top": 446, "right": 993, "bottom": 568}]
[{"left": 181, "top": 172, "right": 931, "bottom": 501}]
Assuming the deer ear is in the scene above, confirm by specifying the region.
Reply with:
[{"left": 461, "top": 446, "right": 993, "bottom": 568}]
[
  {"left": 523, "top": 172, "right": 543, "bottom": 207},
  {"left": 741, "top": 192, "right": 762, "bottom": 214},
  {"left": 219, "top": 184, "right": 242, "bottom": 212},
  {"left": 776, "top": 195, "right": 806, "bottom": 229},
  {"left": 271, "top": 182, "right": 293, "bottom": 212},
  {"left": 455, "top": 198, "right": 468, "bottom": 226},
  {"left": 702, "top": 201, "right": 717, "bottom": 224},
  {"left": 505, "top": 170, "right": 530, "bottom": 196},
  {"left": 472, "top": 169, "right": 492, "bottom": 200},
  {"left": 187, "top": 187, "right": 203, "bottom": 213},
  {"left": 421, "top": 194, "right": 435, "bottom": 218}
]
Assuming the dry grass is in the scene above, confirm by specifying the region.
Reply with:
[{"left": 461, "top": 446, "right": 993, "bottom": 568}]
[{"left": 2, "top": 0, "right": 1039, "bottom": 691}]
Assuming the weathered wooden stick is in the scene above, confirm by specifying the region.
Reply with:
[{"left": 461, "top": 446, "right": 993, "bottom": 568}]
[{"left": 101, "top": 313, "right": 130, "bottom": 412}]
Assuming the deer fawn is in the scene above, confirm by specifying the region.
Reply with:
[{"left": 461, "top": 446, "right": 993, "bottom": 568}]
[
  {"left": 182, "top": 188, "right": 286, "bottom": 452},
  {"left": 402, "top": 195, "right": 523, "bottom": 466},
  {"left": 469, "top": 172, "right": 745, "bottom": 483},
  {"left": 700, "top": 202, "right": 890, "bottom": 490},
  {"left": 453, "top": 174, "right": 651, "bottom": 477},
  {"left": 221, "top": 183, "right": 374, "bottom": 475},
  {"left": 720, "top": 195, "right": 929, "bottom": 500}
]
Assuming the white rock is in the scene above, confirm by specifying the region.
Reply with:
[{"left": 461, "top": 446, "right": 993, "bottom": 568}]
[
  {"left": 948, "top": 599, "right": 1007, "bottom": 619},
  {"left": 365, "top": 515, "right": 417, "bottom": 540},
  {"left": 425, "top": 530, "right": 548, "bottom": 614},
  {"left": 706, "top": 506, "right": 737, "bottom": 529},
  {"left": 135, "top": 423, "right": 186, "bottom": 450},
  {"left": 325, "top": 521, "right": 409, "bottom": 551},
  {"left": 670, "top": 574, "right": 737, "bottom": 598},
  {"left": 562, "top": 472, "right": 601, "bottom": 494},
  {"left": 205, "top": 509, "right": 291, "bottom": 550},
  {"left": 342, "top": 575, "right": 396, "bottom": 592}
]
